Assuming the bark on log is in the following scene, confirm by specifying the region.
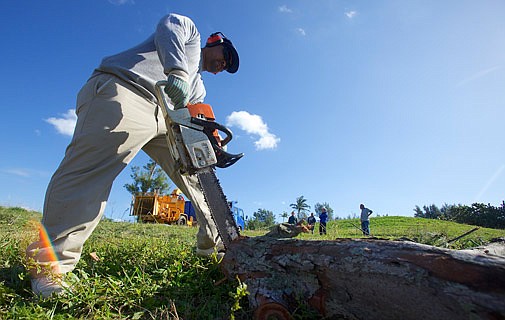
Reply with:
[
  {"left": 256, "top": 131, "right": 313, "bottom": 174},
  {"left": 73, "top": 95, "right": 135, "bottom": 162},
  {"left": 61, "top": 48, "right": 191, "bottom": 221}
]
[{"left": 221, "top": 236, "right": 505, "bottom": 320}]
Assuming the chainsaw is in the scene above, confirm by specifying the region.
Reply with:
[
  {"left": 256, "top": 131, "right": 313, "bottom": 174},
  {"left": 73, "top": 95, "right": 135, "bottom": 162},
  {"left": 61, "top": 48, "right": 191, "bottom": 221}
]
[{"left": 154, "top": 80, "right": 243, "bottom": 249}]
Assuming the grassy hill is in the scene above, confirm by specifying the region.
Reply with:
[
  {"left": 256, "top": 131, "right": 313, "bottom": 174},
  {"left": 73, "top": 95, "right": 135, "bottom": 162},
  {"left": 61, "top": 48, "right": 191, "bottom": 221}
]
[{"left": 1, "top": 206, "right": 504, "bottom": 319}]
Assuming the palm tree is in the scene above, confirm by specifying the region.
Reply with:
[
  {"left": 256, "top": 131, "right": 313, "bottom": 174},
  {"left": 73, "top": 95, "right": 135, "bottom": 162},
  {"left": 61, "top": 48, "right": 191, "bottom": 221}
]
[
  {"left": 281, "top": 211, "right": 289, "bottom": 222},
  {"left": 290, "top": 196, "right": 310, "bottom": 220}
]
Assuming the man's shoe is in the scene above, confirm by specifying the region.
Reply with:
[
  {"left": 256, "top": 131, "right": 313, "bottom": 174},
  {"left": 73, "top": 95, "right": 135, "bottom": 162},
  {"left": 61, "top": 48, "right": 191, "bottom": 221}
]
[
  {"left": 31, "top": 277, "right": 69, "bottom": 298},
  {"left": 196, "top": 247, "right": 225, "bottom": 260}
]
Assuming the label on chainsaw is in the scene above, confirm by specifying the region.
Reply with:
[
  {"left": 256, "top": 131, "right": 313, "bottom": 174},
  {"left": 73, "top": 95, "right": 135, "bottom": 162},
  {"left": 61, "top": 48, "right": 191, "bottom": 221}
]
[{"left": 197, "top": 170, "right": 240, "bottom": 248}]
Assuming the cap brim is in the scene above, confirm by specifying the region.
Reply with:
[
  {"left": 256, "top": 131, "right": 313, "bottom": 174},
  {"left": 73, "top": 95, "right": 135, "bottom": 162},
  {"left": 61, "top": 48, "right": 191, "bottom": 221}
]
[{"left": 223, "top": 43, "right": 239, "bottom": 73}]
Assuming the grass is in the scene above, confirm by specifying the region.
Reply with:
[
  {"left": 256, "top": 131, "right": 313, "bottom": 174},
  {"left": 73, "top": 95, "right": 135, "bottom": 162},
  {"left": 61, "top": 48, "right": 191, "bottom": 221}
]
[
  {"left": 297, "top": 216, "right": 505, "bottom": 249},
  {"left": 1, "top": 207, "right": 248, "bottom": 319},
  {"left": 1, "top": 206, "right": 504, "bottom": 319}
]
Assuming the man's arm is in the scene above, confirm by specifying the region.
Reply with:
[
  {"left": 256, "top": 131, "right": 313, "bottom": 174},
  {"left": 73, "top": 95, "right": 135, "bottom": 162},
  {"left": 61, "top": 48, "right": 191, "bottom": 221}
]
[
  {"left": 154, "top": 14, "right": 200, "bottom": 109},
  {"left": 154, "top": 13, "right": 199, "bottom": 75}
]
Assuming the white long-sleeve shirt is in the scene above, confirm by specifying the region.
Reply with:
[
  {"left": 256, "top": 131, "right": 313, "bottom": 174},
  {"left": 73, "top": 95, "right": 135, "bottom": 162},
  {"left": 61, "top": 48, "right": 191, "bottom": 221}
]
[{"left": 93, "top": 13, "right": 206, "bottom": 104}]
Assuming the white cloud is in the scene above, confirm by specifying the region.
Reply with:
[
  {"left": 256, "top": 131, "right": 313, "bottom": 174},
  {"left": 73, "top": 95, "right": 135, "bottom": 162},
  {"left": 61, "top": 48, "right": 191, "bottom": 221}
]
[
  {"left": 108, "top": 0, "right": 134, "bottom": 5},
  {"left": 3, "top": 168, "right": 30, "bottom": 177},
  {"left": 297, "top": 28, "right": 306, "bottom": 36},
  {"left": 45, "top": 109, "right": 77, "bottom": 137},
  {"left": 1, "top": 168, "right": 49, "bottom": 178},
  {"left": 345, "top": 11, "right": 357, "bottom": 19},
  {"left": 226, "top": 111, "right": 280, "bottom": 150},
  {"left": 279, "top": 5, "right": 292, "bottom": 13}
]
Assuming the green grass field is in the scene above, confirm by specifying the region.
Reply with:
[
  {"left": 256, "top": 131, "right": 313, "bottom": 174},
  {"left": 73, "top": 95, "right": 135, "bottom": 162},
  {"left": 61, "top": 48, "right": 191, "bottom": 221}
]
[{"left": 1, "top": 206, "right": 504, "bottom": 319}]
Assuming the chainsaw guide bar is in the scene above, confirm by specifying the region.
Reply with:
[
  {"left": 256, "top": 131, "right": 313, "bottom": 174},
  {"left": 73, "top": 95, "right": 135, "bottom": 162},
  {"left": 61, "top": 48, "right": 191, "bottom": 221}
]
[
  {"left": 197, "top": 169, "right": 240, "bottom": 249},
  {"left": 154, "top": 80, "right": 242, "bottom": 251}
]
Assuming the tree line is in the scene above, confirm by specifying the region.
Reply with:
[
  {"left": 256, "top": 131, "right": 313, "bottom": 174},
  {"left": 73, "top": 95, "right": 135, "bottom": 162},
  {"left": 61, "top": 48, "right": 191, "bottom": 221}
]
[
  {"left": 413, "top": 201, "right": 505, "bottom": 229},
  {"left": 246, "top": 195, "right": 334, "bottom": 230},
  {"left": 123, "top": 163, "right": 334, "bottom": 230},
  {"left": 125, "top": 161, "right": 505, "bottom": 231}
]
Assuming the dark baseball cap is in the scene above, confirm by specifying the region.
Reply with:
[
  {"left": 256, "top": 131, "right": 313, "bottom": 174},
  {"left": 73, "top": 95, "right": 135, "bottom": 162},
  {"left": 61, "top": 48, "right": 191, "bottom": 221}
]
[{"left": 206, "top": 32, "right": 239, "bottom": 73}]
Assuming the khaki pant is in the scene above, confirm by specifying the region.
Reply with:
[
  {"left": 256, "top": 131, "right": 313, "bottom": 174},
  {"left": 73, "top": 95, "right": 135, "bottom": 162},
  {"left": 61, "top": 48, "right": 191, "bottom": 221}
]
[{"left": 26, "top": 73, "right": 220, "bottom": 275}]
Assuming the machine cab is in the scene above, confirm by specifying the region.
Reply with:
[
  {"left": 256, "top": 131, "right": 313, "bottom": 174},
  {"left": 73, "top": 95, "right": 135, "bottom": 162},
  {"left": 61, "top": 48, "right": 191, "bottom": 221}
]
[{"left": 228, "top": 201, "right": 245, "bottom": 231}]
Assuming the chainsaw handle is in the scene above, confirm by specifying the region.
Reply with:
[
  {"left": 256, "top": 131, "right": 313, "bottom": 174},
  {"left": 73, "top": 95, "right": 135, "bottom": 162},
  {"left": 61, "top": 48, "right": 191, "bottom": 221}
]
[
  {"left": 190, "top": 117, "right": 232, "bottom": 147},
  {"left": 190, "top": 117, "right": 243, "bottom": 168},
  {"left": 154, "top": 80, "right": 172, "bottom": 110},
  {"left": 212, "top": 121, "right": 232, "bottom": 147}
]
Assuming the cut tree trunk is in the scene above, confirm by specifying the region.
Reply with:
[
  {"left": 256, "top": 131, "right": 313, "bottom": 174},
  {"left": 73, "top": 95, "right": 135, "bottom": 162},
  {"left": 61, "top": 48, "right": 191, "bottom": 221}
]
[{"left": 221, "top": 236, "right": 505, "bottom": 320}]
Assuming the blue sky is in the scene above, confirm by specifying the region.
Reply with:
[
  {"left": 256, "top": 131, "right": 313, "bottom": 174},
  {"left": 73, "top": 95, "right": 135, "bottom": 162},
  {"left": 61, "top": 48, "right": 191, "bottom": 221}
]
[{"left": 1, "top": 1, "right": 504, "bottom": 222}]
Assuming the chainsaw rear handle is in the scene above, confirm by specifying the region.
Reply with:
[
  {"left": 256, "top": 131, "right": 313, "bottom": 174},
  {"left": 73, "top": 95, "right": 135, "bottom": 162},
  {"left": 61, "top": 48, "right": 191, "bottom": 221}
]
[{"left": 154, "top": 80, "right": 172, "bottom": 110}]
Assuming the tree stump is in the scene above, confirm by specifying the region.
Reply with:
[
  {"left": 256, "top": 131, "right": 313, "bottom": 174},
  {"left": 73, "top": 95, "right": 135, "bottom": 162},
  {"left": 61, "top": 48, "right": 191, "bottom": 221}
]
[{"left": 221, "top": 235, "right": 505, "bottom": 320}]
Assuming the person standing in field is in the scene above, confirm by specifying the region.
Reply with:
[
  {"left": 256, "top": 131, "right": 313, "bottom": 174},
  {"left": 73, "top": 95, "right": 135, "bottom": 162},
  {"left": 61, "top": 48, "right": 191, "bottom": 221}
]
[
  {"left": 360, "top": 204, "right": 373, "bottom": 236},
  {"left": 307, "top": 212, "right": 316, "bottom": 234},
  {"left": 25, "top": 13, "right": 240, "bottom": 298},
  {"left": 288, "top": 211, "right": 298, "bottom": 225},
  {"left": 319, "top": 207, "right": 328, "bottom": 235}
]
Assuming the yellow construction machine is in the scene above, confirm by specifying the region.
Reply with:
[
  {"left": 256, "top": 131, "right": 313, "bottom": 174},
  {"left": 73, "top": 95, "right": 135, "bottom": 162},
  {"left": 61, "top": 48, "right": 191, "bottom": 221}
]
[{"left": 131, "top": 189, "right": 195, "bottom": 225}]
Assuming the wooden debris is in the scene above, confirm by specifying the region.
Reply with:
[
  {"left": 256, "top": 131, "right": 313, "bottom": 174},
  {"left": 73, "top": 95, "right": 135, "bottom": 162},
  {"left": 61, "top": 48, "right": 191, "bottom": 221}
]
[
  {"left": 447, "top": 227, "right": 480, "bottom": 243},
  {"left": 89, "top": 252, "right": 100, "bottom": 261},
  {"left": 221, "top": 235, "right": 505, "bottom": 320}
]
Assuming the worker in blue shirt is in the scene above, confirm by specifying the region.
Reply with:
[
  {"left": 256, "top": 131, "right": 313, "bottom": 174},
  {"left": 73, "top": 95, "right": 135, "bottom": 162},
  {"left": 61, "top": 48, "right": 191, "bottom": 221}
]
[
  {"left": 288, "top": 211, "right": 298, "bottom": 225},
  {"left": 360, "top": 204, "right": 373, "bottom": 236},
  {"left": 307, "top": 212, "right": 317, "bottom": 233},
  {"left": 319, "top": 207, "right": 328, "bottom": 235}
]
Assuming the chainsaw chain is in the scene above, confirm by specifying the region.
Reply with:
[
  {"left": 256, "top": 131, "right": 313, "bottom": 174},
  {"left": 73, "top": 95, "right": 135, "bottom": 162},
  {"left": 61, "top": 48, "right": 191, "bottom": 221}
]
[{"left": 197, "top": 170, "right": 240, "bottom": 249}]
